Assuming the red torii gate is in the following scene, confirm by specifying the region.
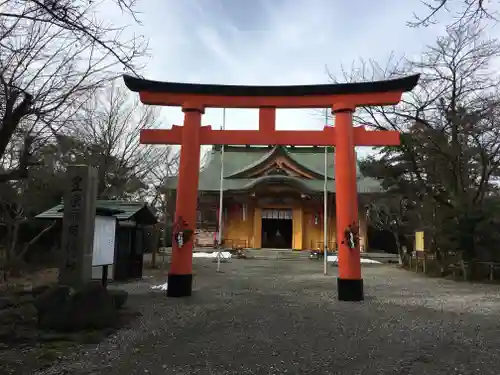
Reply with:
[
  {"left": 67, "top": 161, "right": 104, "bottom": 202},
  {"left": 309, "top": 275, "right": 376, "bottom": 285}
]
[{"left": 124, "top": 74, "right": 420, "bottom": 301}]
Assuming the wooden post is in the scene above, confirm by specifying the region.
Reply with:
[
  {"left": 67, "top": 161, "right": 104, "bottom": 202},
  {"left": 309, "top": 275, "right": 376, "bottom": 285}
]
[
  {"left": 333, "top": 104, "right": 363, "bottom": 301},
  {"left": 151, "top": 224, "right": 158, "bottom": 268},
  {"left": 101, "top": 265, "right": 108, "bottom": 288},
  {"left": 167, "top": 105, "right": 203, "bottom": 297}
]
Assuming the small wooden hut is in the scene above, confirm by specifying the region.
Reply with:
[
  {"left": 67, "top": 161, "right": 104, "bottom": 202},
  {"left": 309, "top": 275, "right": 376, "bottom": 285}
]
[{"left": 36, "top": 200, "right": 157, "bottom": 281}]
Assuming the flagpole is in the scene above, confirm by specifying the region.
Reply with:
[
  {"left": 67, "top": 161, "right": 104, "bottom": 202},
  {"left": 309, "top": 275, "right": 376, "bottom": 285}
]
[
  {"left": 323, "top": 108, "right": 328, "bottom": 276},
  {"left": 216, "top": 108, "right": 226, "bottom": 272}
]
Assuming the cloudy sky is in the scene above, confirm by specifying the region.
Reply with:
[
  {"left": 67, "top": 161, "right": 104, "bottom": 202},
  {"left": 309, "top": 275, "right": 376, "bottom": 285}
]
[{"left": 110, "top": 0, "right": 496, "bottom": 154}]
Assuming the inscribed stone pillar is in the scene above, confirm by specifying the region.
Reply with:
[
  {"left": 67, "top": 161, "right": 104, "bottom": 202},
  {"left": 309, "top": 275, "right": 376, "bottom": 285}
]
[{"left": 59, "top": 165, "right": 98, "bottom": 286}]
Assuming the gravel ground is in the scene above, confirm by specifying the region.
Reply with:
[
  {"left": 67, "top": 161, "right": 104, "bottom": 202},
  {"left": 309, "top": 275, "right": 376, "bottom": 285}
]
[{"left": 33, "top": 260, "right": 500, "bottom": 375}]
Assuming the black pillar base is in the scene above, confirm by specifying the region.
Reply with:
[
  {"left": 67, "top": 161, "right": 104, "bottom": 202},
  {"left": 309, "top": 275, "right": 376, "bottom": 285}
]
[
  {"left": 167, "top": 274, "right": 193, "bottom": 297},
  {"left": 337, "top": 278, "right": 364, "bottom": 301}
]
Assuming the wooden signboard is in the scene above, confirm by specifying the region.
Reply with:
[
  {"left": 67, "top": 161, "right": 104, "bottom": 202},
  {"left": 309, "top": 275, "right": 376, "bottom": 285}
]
[{"left": 415, "top": 231, "right": 425, "bottom": 252}]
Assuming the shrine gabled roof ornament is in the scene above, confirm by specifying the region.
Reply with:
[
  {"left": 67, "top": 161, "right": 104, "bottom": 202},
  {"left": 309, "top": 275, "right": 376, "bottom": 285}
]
[
  {"left": 235, "top": 175, "right": 318, "bottom": 195},
  {"left": 226, "top": 146, "right": 324, "bottom": 180}
]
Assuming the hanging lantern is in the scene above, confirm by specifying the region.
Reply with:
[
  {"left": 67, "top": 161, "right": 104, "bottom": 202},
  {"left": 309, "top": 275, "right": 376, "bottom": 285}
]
[
  {"left": 242, "top": 203, "right": 247, "bottom": 221},
  {"left": 314, "top": 205, "right": 323, "bottom": 225}
]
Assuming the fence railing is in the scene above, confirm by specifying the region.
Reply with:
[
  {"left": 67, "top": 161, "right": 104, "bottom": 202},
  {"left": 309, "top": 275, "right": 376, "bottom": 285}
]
[
  {"left": 224, "top": 239, "right": 247, "bottom": 250},
  {"left": 408, "top": 251, "right": 500, "bottom": 281}
]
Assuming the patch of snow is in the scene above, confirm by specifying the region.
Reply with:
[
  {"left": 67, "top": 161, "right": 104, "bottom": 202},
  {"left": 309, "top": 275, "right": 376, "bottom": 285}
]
[
  {"left": 151, "top": 282, "right": 168, "bottom": 290},
  {"left": 326, "top": 255, "right": 338, "bottom": 263},
  {"left": 327, "top": 255, "right": 382, "bottom": 264},
  {"left": 193, "top": 251, "right": 232, "bottom": 259}
]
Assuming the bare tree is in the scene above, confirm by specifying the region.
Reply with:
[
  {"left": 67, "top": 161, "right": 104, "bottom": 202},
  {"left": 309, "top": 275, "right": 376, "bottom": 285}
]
[
  {"left": 0, "top": 0, "right": 146, "bottom": 182},
  {"left": 409, "top": 0, "right": 499, "bottom": 27},
  {"left": 336, "top": 26, "right": 500, "bottom": 206},
  {"left": 330, "top": 25, "right": 500, "bottom": 261},
  {"left": 0, "top": 0, "right": 143, "bottom": 70},
  {"left": 359, "top": 156, "right": 419, "bottom": 264},
  {"left": 73, "top": 82, "right": 178, "bottom": 201},
  {"left": 0, "top": 79, "right": 181, "bottom": 279}
]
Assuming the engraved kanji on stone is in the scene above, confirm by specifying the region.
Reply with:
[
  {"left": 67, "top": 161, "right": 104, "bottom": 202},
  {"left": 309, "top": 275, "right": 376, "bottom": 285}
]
[
  {"left": 68, "top": 224, "right": 79, "bottom": 236},
  {"left": 71, "top": 175, "right": 83, "bottom": 192},
  {"left": 64, "top": 239, "right": 77, "bottom": 268},
  {"left": 70, "top": 194, "right": 82, "bottom": 209},
  {"left": 67, "top": 212, "right": 80, "bottom": 222}
]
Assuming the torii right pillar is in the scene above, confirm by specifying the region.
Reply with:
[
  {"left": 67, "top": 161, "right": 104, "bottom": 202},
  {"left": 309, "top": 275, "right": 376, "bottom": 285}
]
[{"left": 333, "top": 103, "right": 363, "bottom": 301}]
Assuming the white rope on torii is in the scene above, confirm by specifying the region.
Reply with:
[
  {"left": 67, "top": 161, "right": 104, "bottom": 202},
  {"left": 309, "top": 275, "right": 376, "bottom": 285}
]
[{"left": 216, "top": 108, "right": 226, "bottom": 273}]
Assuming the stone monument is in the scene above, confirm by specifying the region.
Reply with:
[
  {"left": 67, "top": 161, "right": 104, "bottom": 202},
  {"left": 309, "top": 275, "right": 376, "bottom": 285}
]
[
  {"left": 59, "top": 165, "right": 98, "bottom": 286},
  {"left": 36, "top": 165, "right": 128, "bottom": 332}
]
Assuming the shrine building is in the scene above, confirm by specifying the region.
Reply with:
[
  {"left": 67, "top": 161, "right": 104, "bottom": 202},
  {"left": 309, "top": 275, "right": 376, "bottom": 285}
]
[{"left": 165, "top": 145, "right": 383, "bottom": 251}]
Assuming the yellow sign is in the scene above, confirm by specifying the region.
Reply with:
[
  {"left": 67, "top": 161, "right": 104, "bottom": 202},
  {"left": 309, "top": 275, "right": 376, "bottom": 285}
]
[{"left": 415, "top": 231, "right": 424, "bottom": 252}]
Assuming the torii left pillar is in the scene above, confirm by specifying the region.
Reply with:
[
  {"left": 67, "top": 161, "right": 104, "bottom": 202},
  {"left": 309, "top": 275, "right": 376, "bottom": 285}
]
[{"left": 168, "top": 104, "right": 203, "bottom": 297}]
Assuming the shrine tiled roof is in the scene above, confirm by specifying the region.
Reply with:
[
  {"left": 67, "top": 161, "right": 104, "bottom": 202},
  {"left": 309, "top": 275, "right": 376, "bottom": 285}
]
[
  {"left": 35, "top": 200, "right": 157, "bottom": 224},
  {"left": 164, "top": 146, "right": 383, "bottom": 194}
]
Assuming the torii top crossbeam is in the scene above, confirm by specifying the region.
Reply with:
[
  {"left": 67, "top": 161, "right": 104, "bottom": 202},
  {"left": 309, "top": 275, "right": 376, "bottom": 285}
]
[
  {"left": 123, "top": 74, "right": 419, "bottom": 108},
  {"left": 123, "top": 74, "right": 419, "bottom": 147}
]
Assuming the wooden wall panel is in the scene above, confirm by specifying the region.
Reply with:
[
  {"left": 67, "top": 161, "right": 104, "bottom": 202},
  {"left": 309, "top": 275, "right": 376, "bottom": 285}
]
[
  {"left": 252, "top": 206, "right": 262, "bottom": 248},
  {"left": 224, "top": 204, "right": 253, "bottom": 248},
  {"left": 216, "top": 196, "right": 367, "bottom": 252},
  {"left": 292, "top": 207, "right": 303, "bottom": 249}
]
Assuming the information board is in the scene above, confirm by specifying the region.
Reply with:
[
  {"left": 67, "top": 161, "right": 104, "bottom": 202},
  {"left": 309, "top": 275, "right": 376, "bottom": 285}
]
[
  {"left": 415, "top": 231, "right": 425, "bottom": 252},
  {"left": 92, "top": 216, "right": 116, "bottom": 266}
]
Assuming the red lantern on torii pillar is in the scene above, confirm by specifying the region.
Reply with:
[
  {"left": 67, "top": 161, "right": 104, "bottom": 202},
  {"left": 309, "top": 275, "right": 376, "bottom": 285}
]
[{"left": 123, "top": 74, "right": 420, "bottom": 301}]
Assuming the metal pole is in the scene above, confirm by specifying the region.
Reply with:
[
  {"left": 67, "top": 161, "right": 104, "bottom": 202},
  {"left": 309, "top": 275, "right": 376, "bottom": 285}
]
[
  {"left": 323, "top": 108, "right": 328, "bottom": 275},
  {"left": 217, "top": 108, "right": 226, "bottom": 272}
]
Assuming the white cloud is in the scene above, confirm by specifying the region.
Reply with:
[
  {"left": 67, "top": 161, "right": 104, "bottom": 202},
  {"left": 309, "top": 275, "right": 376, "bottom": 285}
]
[{"left": 106, "top": 0, "right": 499, "bottom": 157}]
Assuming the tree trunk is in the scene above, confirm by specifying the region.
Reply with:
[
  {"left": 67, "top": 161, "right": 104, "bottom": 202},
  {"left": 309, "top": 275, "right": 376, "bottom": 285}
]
[
  {"left": 5, "top": 223, "right": 12, "bottom": 263},
  {"left": 8, "top": 220, "right": 20, "bottom": 262},
  {"left": 5, "top": 221, "right": 57, "bottom": 277},
  {"left": 151, "top": 226, "right": 158, "bottom": 268},
  {"left": 393, "top": 232, "right": 404, "bottom": 266}
]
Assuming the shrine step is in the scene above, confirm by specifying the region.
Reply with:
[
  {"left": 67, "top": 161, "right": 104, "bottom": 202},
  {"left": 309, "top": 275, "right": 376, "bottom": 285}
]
[
  {"left": 153, "top": 248, "right": 311, "bottom": 261},
  {"left": 244, "top": 249, "right": 310, "bottom": 260}
]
